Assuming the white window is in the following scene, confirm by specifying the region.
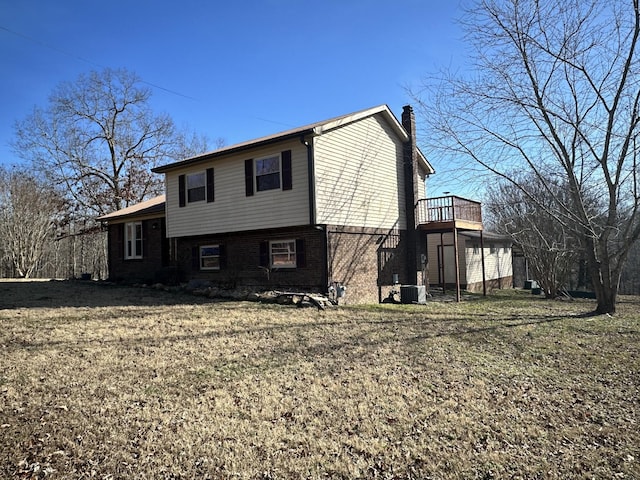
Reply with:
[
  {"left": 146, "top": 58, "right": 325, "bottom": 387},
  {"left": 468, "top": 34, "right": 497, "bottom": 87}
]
[
  {"left": 125, "top": 222, "right": 142, "bottom": 259},
  {"left": 255, "top": 155, "right": 280, "bottom": 192},
  {"left": 270, "top": 239, "right": 296, "bottom": 268},
  {"left": 187, "top": 172, "right": 206, "bottom": 203},
  {"left": 200, "top": 245, "right": 220, "bottom": 270}
]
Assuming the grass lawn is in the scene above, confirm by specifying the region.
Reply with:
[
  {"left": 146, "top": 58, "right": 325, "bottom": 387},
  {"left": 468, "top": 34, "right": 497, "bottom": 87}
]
[{"left": 1, "top": 280, "right": 638, "bottom": 479}]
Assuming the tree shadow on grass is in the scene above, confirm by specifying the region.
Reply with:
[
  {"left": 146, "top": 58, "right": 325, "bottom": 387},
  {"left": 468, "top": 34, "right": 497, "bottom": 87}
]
[
  {"left": 1, "top": 300, "right": 586, "bottom": 371},
  {"left": 3, "top": 280, "right": 629, "bottom": 380},
  {"left": 0, "top": 280, "right": 211, "bottom": 309}
]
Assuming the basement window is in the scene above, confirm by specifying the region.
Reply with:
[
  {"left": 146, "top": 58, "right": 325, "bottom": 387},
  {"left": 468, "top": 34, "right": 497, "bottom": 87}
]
[{"left": 200, "top": 245, "right": 220, "bottom": 270}]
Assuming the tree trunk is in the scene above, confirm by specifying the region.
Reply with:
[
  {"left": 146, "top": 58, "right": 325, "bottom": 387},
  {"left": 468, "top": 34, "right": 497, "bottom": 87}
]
[{"left": 585, "top": 238, "right": 618, "bottom": 315}]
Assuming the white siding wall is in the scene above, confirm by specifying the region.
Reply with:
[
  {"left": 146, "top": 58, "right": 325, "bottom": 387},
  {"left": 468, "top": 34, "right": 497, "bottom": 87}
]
[
  {"left": 426, "top": 232, "right": 467, "bottom": 285},
  {"left": 426, "top": 233, "right": 513, "bottom": 285},
  {"left": 165, "top": 141, "right": 309, "bottom": 238},
  {"left": 313, "top": 113, "right": 406, "bottom": 230},
  {"left": 468, "top": 242, "right": 513, "bottom": 285}
]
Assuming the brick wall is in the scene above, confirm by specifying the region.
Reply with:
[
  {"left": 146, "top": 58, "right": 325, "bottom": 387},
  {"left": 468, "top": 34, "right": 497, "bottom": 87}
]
[
  {"left": 175, "top": 226, "right": 326, "bottom": 292},
  {"left": 107, "top": 217, "right": 169, "bottom": 283},
  {"left": 107, "top": 219, "right": 421, "bottom": 303},
  {"left": 327, "top": 226, "right": 409, "bottom": 304}
]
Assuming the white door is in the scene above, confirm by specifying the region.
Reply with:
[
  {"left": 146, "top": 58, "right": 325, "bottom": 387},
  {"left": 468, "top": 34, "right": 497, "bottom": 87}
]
[{"left": 437, "top": 245, "right": 457, "bottom": 284}]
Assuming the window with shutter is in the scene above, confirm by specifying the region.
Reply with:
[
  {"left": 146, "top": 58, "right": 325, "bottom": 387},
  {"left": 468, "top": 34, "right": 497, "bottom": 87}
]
[
  {"left": 269, "top": 239, "right": 297, "bottom": 268},
  {"left": 256, "top": 155, "right": 281, "bottom": 192},
  {"left": 246, "top": 150, "right": 292, "bottom": 194},
  {"left": 187, "top": 172, "right": 206, "bottom": 202}
]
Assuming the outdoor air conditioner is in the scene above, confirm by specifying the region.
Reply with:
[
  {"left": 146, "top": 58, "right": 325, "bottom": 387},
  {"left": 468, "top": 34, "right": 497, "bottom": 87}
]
[{"left": 400, "top": 285, "right": 427, "bottom": 304}]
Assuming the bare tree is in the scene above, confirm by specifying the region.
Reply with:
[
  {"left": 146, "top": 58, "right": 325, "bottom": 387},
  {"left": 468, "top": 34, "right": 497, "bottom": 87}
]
[
  {"left": 12, "top": 68, "right": 209, "bottom": 218},
  {"left": 413, "top": 0, "right": 640, "bottom": 314},
  {"left": 486, "top": 174, "right": 581, "bottom": 298},
  {"left": 0, "top": 167, "right": 65, "bottom": 278}
]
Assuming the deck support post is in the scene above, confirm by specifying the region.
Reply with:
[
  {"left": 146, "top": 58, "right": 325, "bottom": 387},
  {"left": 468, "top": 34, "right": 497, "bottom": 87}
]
[
  {"left": 440, "top": 231, "right": 445, "bottom": 294},
  {"left": 480, "top": 230, "right": 487, "bottom": 296},
  {"left": 453, "top": 226, "right": 461, "bottom": 302}
]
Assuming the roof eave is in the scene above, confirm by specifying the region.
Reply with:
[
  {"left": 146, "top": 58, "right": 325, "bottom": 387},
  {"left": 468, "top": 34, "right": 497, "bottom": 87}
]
[
  {"left": 97, "top": 209, "right": 166, "bottom": 223},
  {"left": 418, "top": 150, "right": 435, "bottom": 175},
  {"left": 152, "top": 128, "right": 316, "bottom": 174}
]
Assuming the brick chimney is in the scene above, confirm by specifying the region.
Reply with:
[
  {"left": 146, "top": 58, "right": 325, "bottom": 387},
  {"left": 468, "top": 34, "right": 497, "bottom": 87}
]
[{"left": 402, "top": 105, "right": 419, "bottom": 284}]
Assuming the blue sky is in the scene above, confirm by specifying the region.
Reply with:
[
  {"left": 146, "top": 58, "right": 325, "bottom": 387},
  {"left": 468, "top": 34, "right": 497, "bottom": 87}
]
[{"left": 1, "top": 0, "right": 466, "bottom": 194}]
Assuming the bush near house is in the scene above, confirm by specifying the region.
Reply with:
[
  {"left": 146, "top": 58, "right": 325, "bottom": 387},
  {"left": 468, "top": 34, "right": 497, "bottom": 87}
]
[{"left": 0, "top": 281, "right": 638, "bottom": 479}]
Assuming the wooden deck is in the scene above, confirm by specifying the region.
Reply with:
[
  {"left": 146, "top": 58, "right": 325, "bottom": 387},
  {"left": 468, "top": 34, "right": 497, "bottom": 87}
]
[{"left": 415, "top": 196, "right": 483, "bottom": 232}]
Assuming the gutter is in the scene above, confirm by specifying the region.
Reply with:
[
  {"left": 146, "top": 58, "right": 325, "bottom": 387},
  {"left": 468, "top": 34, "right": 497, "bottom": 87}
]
[
  {"left": 300, "top": 133, "right": 330, "bottom": 291},
  {"left": 153, "top": 128, "right": 315, "bottom": 174}
]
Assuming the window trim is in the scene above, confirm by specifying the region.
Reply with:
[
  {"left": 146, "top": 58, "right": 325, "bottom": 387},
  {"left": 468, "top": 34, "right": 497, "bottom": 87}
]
[
  {"left": 200, "top": 244, "right": 221, "bottom": 271},
  {"left": 124, "top": 221, "right": 143, "bottom": 260},
  {"left": 269, "top": 239, "right": 297, "bottom": 268}
]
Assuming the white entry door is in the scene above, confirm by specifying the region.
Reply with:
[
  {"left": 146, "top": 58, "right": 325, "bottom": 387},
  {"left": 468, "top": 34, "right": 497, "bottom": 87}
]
[{"left": 437, "top": 245, "right": 457, "bottom": 284}]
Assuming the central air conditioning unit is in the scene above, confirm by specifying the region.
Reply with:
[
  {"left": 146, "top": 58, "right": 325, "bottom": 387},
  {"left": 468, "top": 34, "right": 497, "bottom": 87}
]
[{"left": 400, "top": 285, "right": 427, "bottom": 304}]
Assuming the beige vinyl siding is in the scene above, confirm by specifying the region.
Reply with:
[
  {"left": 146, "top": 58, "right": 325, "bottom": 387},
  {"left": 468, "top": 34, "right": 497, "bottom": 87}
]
[
  {"left": 313, "top": 113, "right": 406, "bottom": 230},
  {"left": 165, "top": 141, "right": 309, "bottom": 238},
  {"left": 416, "top": 165, "right": 428, "bottom": 201}
]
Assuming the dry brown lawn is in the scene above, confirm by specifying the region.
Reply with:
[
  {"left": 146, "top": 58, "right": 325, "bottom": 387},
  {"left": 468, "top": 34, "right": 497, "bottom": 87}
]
[{"left": 0, "top": 280, "right": 638, "bottom": 479}]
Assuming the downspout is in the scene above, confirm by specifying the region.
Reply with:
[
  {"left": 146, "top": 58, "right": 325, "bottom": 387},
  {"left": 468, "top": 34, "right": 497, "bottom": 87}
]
[
  {"left": 301, "top": 134, "right": 329, "bottom": 290},
  {"left": 301, "top": 135, "right": 316, "bottom": 225}
]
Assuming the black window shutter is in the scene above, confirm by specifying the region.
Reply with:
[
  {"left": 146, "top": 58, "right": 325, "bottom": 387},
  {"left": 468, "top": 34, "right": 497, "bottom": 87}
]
[
  {"left": 245, "top": 159, "right": 254, "bottom": 196},
  {"left": 206, "top": 168, "right": 215, "bottom": 203},
  {"left": 281, "top": 150, "right": 292, "bottom": 191},
  {"left": 259, "top": 241, "right": 269, "bottom": 267},
  {"left": 178, "top": 175, "right": 186, "bottom": 207},
  {"left": 296, "top": 239, "right": 306, "bottom": 268},
  {"left": 219, "top": 244, "right": 226, "bottom": 269},
  {"left": 192, "top": 246, "right": 200, "bottom": 270}
]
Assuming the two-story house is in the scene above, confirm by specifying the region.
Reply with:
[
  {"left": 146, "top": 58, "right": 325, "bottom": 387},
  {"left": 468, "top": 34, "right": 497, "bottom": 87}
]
[{"left": 99, "top": 105, "right": 434, "bottom": 303}]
